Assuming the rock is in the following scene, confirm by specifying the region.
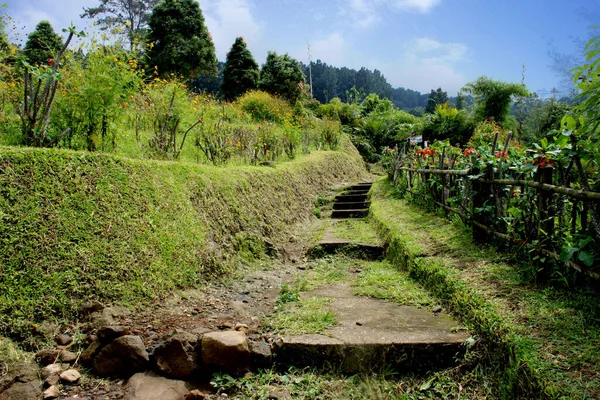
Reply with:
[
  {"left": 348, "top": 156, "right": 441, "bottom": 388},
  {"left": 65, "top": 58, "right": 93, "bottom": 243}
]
[
  {"left": 190, "top": 327, "right": 212, "bottom": 336},
  {"left": 93, "top": 335, "right": 149, "bottom": 378},
  {"left": 123, "top": 371, "right": 192, "bottom": 400},
  {"left": 59, "top": 369, "right": 81, "bottom": 384},
  {"left": 59, "top": 350, "right": 78, "bottom": 364},
  {"left": 1, "top": 361, "right": 39, "bottom": 384},
  {"left": 267, "top": 388, "right": 292, "bottom": 400},
  {"left": 55, "top": 334, "right": 73, "bottom": 346},
  {"left": 432, "top": 306, "right": 443, "bottom": 313},
  {"left": 44, "top": 374, "right": 60, "bottom": 388},
  {"left": 234, "top": 323, "right": 249, "bottom": 334},
  {"left": 249, "top": 340, "right": 272, "bottom": 368},
  {"left": 42, "top": 385, "right": 61, "bottom": 399},
  {"left": 153, "top": 332, "right": 199, "bottom": 378},
  {"left": 0, "top": 381, "right": 42, "bottom": 400},
  {"left": 79, "top": 300, "right": 105, "bottom": 316},
  {"left": 40, "top": 363, "right": 67, "bottom": 379},
  {"left": 36, "top": 349, "right": 60, "bottom": 366},
  {"left": 88, "top": 308, "right": 115, "bottom": 329},
  {"left": 202, "top": 331, "right": 250, "bottom": 373},
  {"left": 184, "top": 389, "right": 208, "bottom": 400},
  {"left": 80, "top": 340, "right": 103, "bottom": 364},
  {"left": 97, "top": 326, "right": 131, "bottom": 343}
]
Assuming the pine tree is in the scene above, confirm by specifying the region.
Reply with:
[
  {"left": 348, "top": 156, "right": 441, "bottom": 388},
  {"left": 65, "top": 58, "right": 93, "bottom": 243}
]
[
  {"left": 147, "top": 0, "right": 217, "bottom": 79},
  {"left": 23, "top": 21, "right": 63, "bottom": 66},
  {"left": 221, "top": 37, "right": 259, "bottom": 101}
]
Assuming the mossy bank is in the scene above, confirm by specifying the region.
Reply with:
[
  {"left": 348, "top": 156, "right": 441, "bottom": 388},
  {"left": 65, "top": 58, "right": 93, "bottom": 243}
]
[{"left": 0, "top": 138, "right": 366, "bottom": 339}]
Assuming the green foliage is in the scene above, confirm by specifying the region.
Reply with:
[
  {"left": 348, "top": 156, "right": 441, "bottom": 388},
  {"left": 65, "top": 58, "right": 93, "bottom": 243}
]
[
  {"left": 221, "top": 37, "right": 259, "bottom": 101},
  {"left": 521, "top": 98, "right": 571, "bottom": 144},
  {"left": 464, "top": 76, "right": 530, "bottom": 127},
  {"left": 259, "top": 51, "right": 305, "bottom": 104},
  {"left": 359, "top": 93, "right": 393, "bottom": 116},
  {"left": 424, "top": 87, "right": 448, "bottom": 114},
  {"left": 419, "top": 103, "right": 475, "bottom": 146},
  {"left": 236, "top": 90, "right": 292, "bottom": 124},
  {"left": 23, "top": 20, "right": 63, "bottom": 66},
  {"left": 147, "top": 0, "right": 217, "bottom": 79},
  {"left": 81, "top": 0, "right": 160, "bottom": 47}
]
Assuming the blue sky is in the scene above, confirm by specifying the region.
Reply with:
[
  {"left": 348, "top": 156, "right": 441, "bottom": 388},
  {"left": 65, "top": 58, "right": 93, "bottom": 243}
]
[{"left": 3, "top": 0, "right": 599, "bottom": 95}]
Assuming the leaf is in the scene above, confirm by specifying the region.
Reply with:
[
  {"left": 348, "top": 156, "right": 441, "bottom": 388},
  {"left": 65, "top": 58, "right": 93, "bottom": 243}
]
[
  {"left": 420, "top": 378, "right": 435, "bottom": 391},
  {"left": 561, "top": 115, "right": 576, "bottom": 130},
  {"left": 578, "top": 251, "right": 595, "bottom": 267},
  {"left": 560, "top": 247, "right": 578, "bottom": 261}
]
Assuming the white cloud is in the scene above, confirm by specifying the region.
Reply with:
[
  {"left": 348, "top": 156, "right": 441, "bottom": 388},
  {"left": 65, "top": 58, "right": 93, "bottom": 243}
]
[
  {"left": 311, "top": 33, "right": 346, "bottom": 66},
  {"left": 202, "top": 0, "right": 262, "bottom": 60},
  {"left": 341, "top": 0, "right": 441, "bottom": 28}
]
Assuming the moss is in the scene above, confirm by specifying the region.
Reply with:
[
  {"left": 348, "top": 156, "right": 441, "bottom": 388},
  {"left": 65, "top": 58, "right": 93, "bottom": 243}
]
[{"left": 0, "top": 141, "right": 366, "bottom": 339}]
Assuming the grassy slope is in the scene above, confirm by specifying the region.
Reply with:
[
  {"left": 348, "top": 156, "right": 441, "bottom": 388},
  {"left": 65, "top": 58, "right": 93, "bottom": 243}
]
[
  {"left": 370, "top": 180, "right": 600, "bottom": 399},
  {"left": 0, "top": 137, "right": 366, "bottom": 338}
]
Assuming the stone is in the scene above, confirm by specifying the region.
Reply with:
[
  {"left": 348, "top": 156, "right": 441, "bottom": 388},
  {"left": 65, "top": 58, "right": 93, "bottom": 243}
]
[
  {"left": 80, "top": 340, "right": 103, "bottom": 364},
  {"left": 40, "top": 363, "right": 67, "bottom": 379},
  {"left": 234, "top": 323, "right": 249, "bottom": 334},
  {"left": 153, "top": 332, "right": 199, "bottom": 378},
  {"left": 79, "top": 300, "right": 105, "bottom": 316},
  {"left": 93, "top": 335, "right": 149, "bottom": 378},
  {"left": 249, "top": 340, "right": 272, "bottom": 368},
  {"left": 432, "top": 306, "right": 443, "bottom": 313},
  {"left": 44, "top": 374, "right": 60, "bottom": 388},
  {"left": 88, "top": 308, "right": 115, "bottom": 329},
  {"left": 59, "top": 350, "right": 78, "bottom": 364},
  {"left": 201, "top": 331, "right": 250, "bottom": 373},
  {"left": 0, "top": 361, "right": 39, "bottom": 384},
  {"left": 123, "top": 372, "right": 192, "bottom": 400},
  {"left": 184, "top": 389, "right": 208, "bottom": 400},
  {"left": 97, "top": 326, "right": 131, "bottom": 343},
  {"left": 36, "top": 349, "right": 60, "bottom": 366},
  {"left": 42, "top": 385, "right": 61, "bottom": 399},
  {"left": 59, "top": 369, "right": 81, "bottom": 384},
  {"left": 0, "top": 381, "right": 42, "bottom": 400},
  {"left": 55, "top": 334, "right": 73, "bottom": 346},
  {"left": 267, "top": 388, "right": 292, "bottom": 400}
]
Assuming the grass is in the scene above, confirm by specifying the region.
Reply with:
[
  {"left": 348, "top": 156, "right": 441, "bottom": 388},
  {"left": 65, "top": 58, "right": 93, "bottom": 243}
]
[
  {"left": 331, "top": 219, "right": 383, "bottom": 244},
  {"left": 370, "top": 179, "right": 600, "bottom": 399},
  {"left": 264, "top": 295, "right": 337, "bottom": 335},
  {"left": 0, "top": 139, "right": 366, "bottom": 343}
]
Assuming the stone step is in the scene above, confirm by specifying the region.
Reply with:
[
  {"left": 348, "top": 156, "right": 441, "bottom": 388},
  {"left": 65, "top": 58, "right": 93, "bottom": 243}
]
[
  {"left": 308, "top": 240, "right": 385, "bottom": 260},
  {"left": 332, "top": 202, "right": 369, "bottom": 210},
  {"left": 348, "top": 184, "right": 372, "bottom": 192},
  {"left": 273, "top": 284, "right": 469, "bottom": 374},
  {"left": 334, "top": 194, "right": 368, "bottom": 203},
  {"left": 331, "top": 209, "right": 369, "bottom": 219},
  {"left": 343, "top": 189, "right": 370, "bottom": 195}
]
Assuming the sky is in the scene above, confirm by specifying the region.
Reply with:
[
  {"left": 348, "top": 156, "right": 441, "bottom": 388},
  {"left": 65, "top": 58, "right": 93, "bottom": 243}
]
[{"left": 2, "top": 0, "right": 599, "bottom": 96}]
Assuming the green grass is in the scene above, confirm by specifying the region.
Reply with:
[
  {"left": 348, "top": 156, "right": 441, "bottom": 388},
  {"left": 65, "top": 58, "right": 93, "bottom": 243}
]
[
  {"left": 265, "top": 296, "right": 337, "bottom": 335},
  {"left": 0, "top": 141, "right": 366, "bottom": 342},
  {"left": 370, "top": 179, "right": 600, "bottom": 399},
  {"left": 331, "top": 219, "right": 383, "bottom": 244}
]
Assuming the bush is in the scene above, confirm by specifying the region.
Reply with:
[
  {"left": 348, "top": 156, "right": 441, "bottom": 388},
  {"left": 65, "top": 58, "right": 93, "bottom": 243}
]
[{"left": 236, "top": 90, "right": 293, "bottom": 124}]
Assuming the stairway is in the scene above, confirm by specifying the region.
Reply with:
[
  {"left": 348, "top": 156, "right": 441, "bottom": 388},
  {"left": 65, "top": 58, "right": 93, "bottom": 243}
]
[{"left": 330, "top": 182, "right": 373, "bottom": 219}]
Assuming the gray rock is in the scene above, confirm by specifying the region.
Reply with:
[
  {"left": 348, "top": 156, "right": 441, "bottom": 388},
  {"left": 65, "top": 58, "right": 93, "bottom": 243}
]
[
  {"left": 153, "top": 332, "right": 199, "bottom": 378},
  {"left": 432, "top": 306, "right": 443, "bottom": 313},
  {"left": 44, "top": 374, "right": 60, "bottom": 388},
  {"left": 59, "top": 350, "right": 78, "bottom": 364},
  {"left": 59, "top": 369, "right": 81, "bottom": 384},
  {"left": 55, "top": 334, "right": 73, "bottom": 346},
  {"left": 97, "top": 326, "right": 131, "bottom": 343},
  {"left": 249, "top": 340, "right": 272, "bottom": 368},
  {"left": 93, "top": 335, "right": 149, "bottom": 378},
  {"left": 42, "top": 385, "right": 61, "bottom": 399},
  {"left": 0, "top": 361, "right": 38, "bottom": 385},
  {"left": 0, "top": 381, "right": 42, "bottom": 400},
  {"left": 88, "top": 308, "right": 115, "bottom": 329},
  {"left": 184, "top": 390, "right": 208, "bottom": 400},
  {"left": 123, "top": 372, "right": 193, "bottom": 400},
  {"left": 201, "top": 331, "right": 250, "bottom": 373},
  {"left": 80, "top": 340, "right": 103, "bottom": 364},
  {"left": 79, "top": 300, "right": 105, "bottom": 316},
  {"left": 36, "top": 349, "right": 59, "bottom": 366},
  {"left": 40, "top": 363, "right": 67, "bottom": 379}
]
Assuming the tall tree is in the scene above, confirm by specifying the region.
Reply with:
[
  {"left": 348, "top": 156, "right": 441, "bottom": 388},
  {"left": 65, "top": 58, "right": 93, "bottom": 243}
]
[
  {"left": 259, "top": 51, "right": 305, "bottom": 103},
  {"left": 424, "top": 87, "right": 448, "bottom": 114},
  {"left": 221, "top": 37, "right": 259, "bottom": 101},
  {"left": 81, "top": 0, "right": 160, "bottom": 48},
  {"left": 455, "top": 92, "right": 466, "bottom": 110},
  {"left": 464, "top": 76, "right": 530, "bottom": 126},
  {"left": 23, "top": 21, "right": 62, "bottom": 66},
  {"left": 147, "top": 0, "right": 217, "bottom": 79}
]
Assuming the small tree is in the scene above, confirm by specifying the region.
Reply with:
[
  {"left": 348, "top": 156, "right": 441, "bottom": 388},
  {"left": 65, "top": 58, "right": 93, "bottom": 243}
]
[
  {"left": 221, "top": 37, "right": 259, "bottom": 101},
  {"left": 464, "top": 76, "right": 530, "bottom": 126},
  {"left": 147, "top": 0, "right": 217, "bottom": 80},
  {"left": 424, "top": 87, "right": 448, "bottom": 114},
  {"left": 81, "top": 0, "right": 160, "bottom": 48},
  {"left": 259, "top": 51, "right": 305, "bottom": 104},
  {"left": 23, "top": 21, "right": 63, "bottom": 66}
]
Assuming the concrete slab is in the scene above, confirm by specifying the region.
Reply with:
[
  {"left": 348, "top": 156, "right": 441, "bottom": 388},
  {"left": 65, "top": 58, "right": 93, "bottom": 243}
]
[
  {"left": 276, "top": 284, "right": 469, "bottom": 373},
  {"left": 331, "top": 209, "right": 369, "bottom": 219}
]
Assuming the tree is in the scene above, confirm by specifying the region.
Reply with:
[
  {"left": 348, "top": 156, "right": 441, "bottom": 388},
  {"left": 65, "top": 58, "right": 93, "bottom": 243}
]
[
  {"left": 147, "top": 0, "right": 217, "bottom": 79},
  {"left": 81, "top": 0, "right": 160, "bottom": 48},
  {"left": 23, "top": 21, "right": 63, "bottom": 66},
  {"left": 259, "top": 51, "right": 305, "bottom": 103},
  {"left": 221, "top": 37, "right": 259, "bottom": 101},
  {"left": 464, "top": 76, "right": 530, "bottom": 126},
  {"left": 455, "top": 92, "right": 466, "bottom": 110},
  {"left": 424, "top": 87, "right": 448, "bottom": 114}
]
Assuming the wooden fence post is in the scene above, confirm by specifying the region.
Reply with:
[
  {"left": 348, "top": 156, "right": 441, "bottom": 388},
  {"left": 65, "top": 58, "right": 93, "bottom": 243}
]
[
  {"left": 472, "top": 168, "right": 492, "bottom": 242},
  {"left": 537, "top": 166, "right": 555, "bottom": 277}
]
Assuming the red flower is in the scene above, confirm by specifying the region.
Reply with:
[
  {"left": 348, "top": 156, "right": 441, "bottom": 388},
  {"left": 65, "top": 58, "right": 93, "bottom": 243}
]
[
  {"left": 495, "top": 151, "right": 508, "bottom": 159},
  {"left": 464, "top": 147, "right": 475, "bottom": 156},
  {"left": 47, "top": 58, "right": 55, "bottom": 66}
]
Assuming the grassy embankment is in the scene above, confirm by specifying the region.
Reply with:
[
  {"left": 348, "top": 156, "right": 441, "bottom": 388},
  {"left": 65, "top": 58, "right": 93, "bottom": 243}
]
[
  {"left": 370, "top": 179, "right": 600, "bottom": 399},
  {"left": 0, "top": 136, "right": 366, "bottom": 340}
]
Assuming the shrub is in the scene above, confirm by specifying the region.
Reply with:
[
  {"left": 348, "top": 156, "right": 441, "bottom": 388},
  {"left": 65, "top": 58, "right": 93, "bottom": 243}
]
[{"left": 236, "top": 90, "right": 292, "bottom": 124}]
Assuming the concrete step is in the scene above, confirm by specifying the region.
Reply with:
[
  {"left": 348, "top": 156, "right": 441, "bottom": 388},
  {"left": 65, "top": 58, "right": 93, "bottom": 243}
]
[
  {"left": 343, "top": 189, "right": 370, "bottom": 195},
  {"left": 348, "top": 184, "right": 372, "bottom": 192},
  {"left": 273, "top": 284, "right": 469, "bottom": 374},
  {"left": 334, "top": 194, "right": 368, "bottom": 203},
  {"left": 308, "top": 240, "right": 385, "bottom": 260},
  {"left": 331, "top": 209, "right": 369, "bottom": 219},
  {"left": 332, "top": 202, "right": 369, "bottom": 210}
]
